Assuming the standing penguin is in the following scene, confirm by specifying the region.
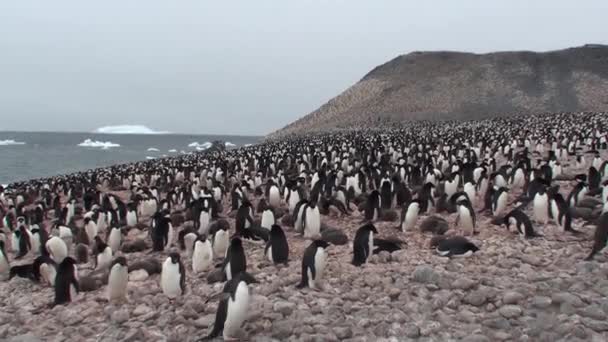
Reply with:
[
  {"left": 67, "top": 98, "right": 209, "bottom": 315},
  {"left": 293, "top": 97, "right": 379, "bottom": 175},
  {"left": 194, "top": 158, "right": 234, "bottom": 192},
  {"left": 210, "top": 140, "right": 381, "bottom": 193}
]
[
  {"left": 54, "top": 257, "right": 79, "bottom": 306},
  {"left": 400, "top": 200, "right": 420, "bottom": 232},
  {"left": 45, "top": 236, "right": 68, "bottom": 264},
  {"left": 503, "top": 209, "right": 539, "bottom": 238},
  {"left": 456, "top": 199, "right": 477, "bottom": 236},
  {"left": 201, "top": 273, "right": 256, "bottom": 341},
  {"left": 15, "top": 225, "right": 32, "bottom": 259},
  {"left": 364, "top": 190, "right": 381, "bottom": 221},
  {"left": 161, "top": 252, "right": 186, "bottom": 299},
  {"left": 302, "top": 202, "right": 321, "bottom": 239},
  {"left": 352, "top": 223, "right": 378, "bottom": 266},
  {"left": 30, "top": 225, "right": 48, "bottom": 256},
  {"left": 265, "top": 224, "right": 289, "bottom": 265},
  {"left": 223, "top": 237, "right": 247, "bottom": 281},
  {"left": 126, "top": 202, "right": 138, "bottom": 227},
  {"left": 192, "top": 235, "right": 213, "bottom": 274},
  {"left": 491, "top": 187, "right": 509, "bottom": 217},
  {"left": 107, "top": 256, "right": 128, "bottom": 302},
  {"left": 151, "top": 212, "right": 172, "bottom": 252},
  {"left": 260, "top": 207, "right": 275, "bottom": 230},
  {"left": 33, "top": 255, "right": 57, "bottom": 286},
  {"left": 107, "top": 227, "right": 122, "bottom": 253},
  {"left": 550, "top": 193, "right": 580, "bottom": 234},
  {"left": 585, "top": 212, "right": 608, "bottom": 261},
  {"left": 297, "top": 239, "right": 329, "bottom": 289},
  {"left": 533, "top": 187, "right": 550, "bottom": 225},
  {"left": 93, "top": 236, "right": 113, "bottom": 270},
  {"left": 0, "top": 240, "right": 9, "bottom": 280},
  {"left": 83, "top": 217, "right": 98, "bottom": 245}
]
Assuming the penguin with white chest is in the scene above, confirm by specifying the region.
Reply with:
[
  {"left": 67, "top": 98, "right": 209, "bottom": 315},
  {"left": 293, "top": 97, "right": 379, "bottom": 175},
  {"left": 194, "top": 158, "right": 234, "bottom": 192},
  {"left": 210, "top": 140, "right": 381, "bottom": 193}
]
[
  {"left": 161, "top": 252, "right": 186, "bottom": 299},
  {"left": 192, "top": 235, "right": 213, "bottom": 274},
  {"left": 400, "top": 200, "right": 420, "bottom": 232},
  {"left": 210, "top": 221, "right": 230, "bottom": 259},
  {"left": 265, "top": 224, "right": 289, "bottom": 265},
  {"left": 223, "top": 237, "right": 247, "bottom": 281},
  {"left": 503, "top": 209, "right": 540, "bottom": 238},
  {"left": 200, "top": 272, "right": 257, "bottom": 341},
  {"left": 107, "top": 256, "right": 128, "bottom": 302},
  {"left": 93, "top": 236, "right": 113, "bottom": 270},
  {"left": 33, "top": 255, "right": 57, "bottom": 286},
  {"left": 533, "top": 186, "right": 550, "bottom": 225},
  {"left": 0, "top": 240, "right": 9, "bottom": 280},
  {"left": 491, "top": 187, "right": 509, "bottom": 217},
  {"left": 45, "top": 236, "right": 68, "bottom": 264},
  {"left": 297, "top": 239, "right": 329, "bottom": 289},
  {"left": 83, "top": 217, "right": 98, "bottom": 245},
  {"left": 54, "top": 257, "right": 79, "bottom": 306},
  {"left": 550, "top": 192, "right": 580, "bottom": 234},
  {"left": 456, "top": 199, "right": 477, "bottom": 236},
  {"left": 302, "top": 202, "right": 321, "bottom": 239},
  {"left": 107, "top": 227, "right": 122, "bottom": 253},
  {"left": 260, "top": 207, "right": 275, "bottom": 230},
  {"left": 14, "top": 225, "right": 32, "bottom": 259},
  {"left": 352, "top": 223, "right": 378, "bottom": 266}
]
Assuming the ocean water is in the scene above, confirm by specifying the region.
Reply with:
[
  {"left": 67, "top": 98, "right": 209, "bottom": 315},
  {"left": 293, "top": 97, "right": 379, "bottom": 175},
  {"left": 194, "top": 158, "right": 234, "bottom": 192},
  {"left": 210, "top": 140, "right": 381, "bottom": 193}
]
[{"left": 0, "top": 132, "right": 261, "bottom": 184}]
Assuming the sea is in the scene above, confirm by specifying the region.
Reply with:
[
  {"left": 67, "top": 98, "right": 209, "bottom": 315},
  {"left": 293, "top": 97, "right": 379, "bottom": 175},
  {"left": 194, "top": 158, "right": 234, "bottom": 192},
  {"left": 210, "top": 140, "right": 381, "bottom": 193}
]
[{"left": 0, "top": 132, "right": 261, "bottom": 185}]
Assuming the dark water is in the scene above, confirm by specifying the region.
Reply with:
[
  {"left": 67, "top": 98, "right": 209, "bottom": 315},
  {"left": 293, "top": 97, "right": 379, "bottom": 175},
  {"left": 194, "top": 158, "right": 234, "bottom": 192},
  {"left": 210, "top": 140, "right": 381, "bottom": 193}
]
[{"left": 0, "top": 132, "right": 261, "bottom": 184}]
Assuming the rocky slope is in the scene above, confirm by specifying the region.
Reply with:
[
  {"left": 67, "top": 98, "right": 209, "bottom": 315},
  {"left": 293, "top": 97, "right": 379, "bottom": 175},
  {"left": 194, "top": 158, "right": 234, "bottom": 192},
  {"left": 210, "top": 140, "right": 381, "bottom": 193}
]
[{"left": 269, "top": 44, "right": 608, "bottom": 138}]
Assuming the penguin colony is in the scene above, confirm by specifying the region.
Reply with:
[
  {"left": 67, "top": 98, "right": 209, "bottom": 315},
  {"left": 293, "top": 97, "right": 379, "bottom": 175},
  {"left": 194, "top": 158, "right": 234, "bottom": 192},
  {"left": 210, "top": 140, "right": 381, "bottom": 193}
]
[{"left": 1, "top": 111, "right": 608, "bottom": 340}]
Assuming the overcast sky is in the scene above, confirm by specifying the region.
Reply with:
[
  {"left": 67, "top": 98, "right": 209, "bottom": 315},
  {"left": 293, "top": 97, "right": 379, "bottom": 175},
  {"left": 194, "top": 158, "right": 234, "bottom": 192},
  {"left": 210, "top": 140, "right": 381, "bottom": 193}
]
[{"left": 0, "top": 1, "right": 606, "bottom": 135}]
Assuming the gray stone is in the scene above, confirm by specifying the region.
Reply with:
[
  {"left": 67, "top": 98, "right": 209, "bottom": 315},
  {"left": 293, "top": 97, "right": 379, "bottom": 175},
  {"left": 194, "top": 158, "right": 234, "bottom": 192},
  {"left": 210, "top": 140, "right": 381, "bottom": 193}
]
[
  {"left": 8, "top": 334, "right": 42, "bottom": 342},
  {"left": 551, "top": 292, "right": 584, "bottom": 307},
  {"left": 482, "top": 317, "right": 511, "bottom": 330},
  {"left": 502, "top": 291, "right": 525, "bottom": 304},
  {"left": 333, "top": 326, "right": 352, "bottom": 339},
  {"left": 452, "top": 277, "right": 477, "bottom": 290},
  {"left": 530, "top": 296, "right": 552, "bottom": 309},
  {"left": 133, "top": 304, "right": 152, "bottom": 317},
  {"left": 111, "top": 308, "right": 130, "bottom": 324},
  {"left": 193, "top": 314, "right": 215, "bottom": 329},
  {"left": 578, "top": 305, "right": 607, "bottom": 320},
  {"left": 582, "top": 318, "right": 608, "bottom": 332},
  {"left": 463, "top": 334, "right": 490, "bottom": 342},
  {"left": 273, "top": 301, "right": 296, "bottom": 316},
  {"left": 464, "top": 289, "right": 488, "bottom": 307},
  {"left": 411, "top": 266, "right": 439, "bottom": 284},
  {"left": 499, "top": 305, "right": 523, "bottom": 318},
  {"left": 272, "top": 320, "right": 294, "bottom": 339}
]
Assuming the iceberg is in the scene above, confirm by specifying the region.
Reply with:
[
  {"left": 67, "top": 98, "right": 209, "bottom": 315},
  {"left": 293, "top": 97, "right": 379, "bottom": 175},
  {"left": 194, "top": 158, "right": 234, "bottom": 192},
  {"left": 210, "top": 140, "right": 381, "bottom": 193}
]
[
  {"left": 168, "top": 149, "right": 177, "bottom": 153},
  {"left": 0, "top": 139, "right": 26, "bottom": 146},
  {"left": 225, "top": 142, "right": 236, "bottom": 147},
  {"left": 188, "top": 141, "right": 212, "bottom": 150},
  {"left": 244, "top": 144, "right": 252, "bottom": 147},
  {"left": 145, "top": 156, "right": 156, "bottom": 160},
  {"left": 94, "top": 125, "right": 169, "bottom": 135},
  {"left": 78, "top": 139, "right": 120, "bottom": 149},
  {"left": 147, "top": 147, "right": 160, "bottom": 152}
]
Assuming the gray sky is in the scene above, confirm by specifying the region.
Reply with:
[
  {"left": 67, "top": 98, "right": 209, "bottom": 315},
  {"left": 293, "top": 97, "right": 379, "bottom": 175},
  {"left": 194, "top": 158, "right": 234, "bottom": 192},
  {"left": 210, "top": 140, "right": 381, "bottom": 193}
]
[{"left": 1, "top": 1, "right": 606, "bottom": 136}]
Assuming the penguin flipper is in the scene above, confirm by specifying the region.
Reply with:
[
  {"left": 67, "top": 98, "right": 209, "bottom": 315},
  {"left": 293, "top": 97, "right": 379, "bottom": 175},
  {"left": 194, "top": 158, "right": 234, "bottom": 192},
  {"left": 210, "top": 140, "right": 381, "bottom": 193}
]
[{"left": 199, "top": 297, "right": 228, "bottom": 341}]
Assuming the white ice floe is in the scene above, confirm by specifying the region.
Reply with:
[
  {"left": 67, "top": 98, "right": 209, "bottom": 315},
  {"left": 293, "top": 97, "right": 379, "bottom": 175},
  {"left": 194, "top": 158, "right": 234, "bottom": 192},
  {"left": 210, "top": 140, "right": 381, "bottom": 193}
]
[
  {"left": 146, "top": 156, "right": 155, "bottom": 160},
  {"left": 168, "top": 149, "right": 177, "bottom": 153},
  {"left": 0, "top": 139, "right": 26, "bottom": 146},
  {"left": 244, "top": 144, "right": 252, "bottom": 147},
  {"left": 77, "top": 139, "right": 120, "bottom": 149},
  {"left": 94, "top": 125, "right": 169, "bottom": 135},
  {"left": 188, "top": 142, "right": 212, "bottom": 150},
  {"left": 147, "top": 147, "right": 160, "bottom": 152},
  {"left": 225, "top": 142, "right": 236, "bottom": 147}
]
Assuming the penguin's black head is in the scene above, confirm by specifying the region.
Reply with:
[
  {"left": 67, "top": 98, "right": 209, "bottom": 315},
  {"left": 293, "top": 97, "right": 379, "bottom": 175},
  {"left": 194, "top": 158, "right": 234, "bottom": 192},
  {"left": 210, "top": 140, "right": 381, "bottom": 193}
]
[
  {"left": 314, "top": 239, "right": 330, "bottom": 249},
  {"left": 361, "top": 223, "right": 378, "bottom": 234},
  {"left": 84, "top": 217, "right": 92, "bottom": 225},
  {"left": 169, "top": 252, "right": 181, "bottom": 264},
  {"left": 236, "top": 271, "right": 258, "bottom": 285},
  {"left": 60, "top": 256, "right": 77, "bottom": 268},
  {"left": 113, "top": 256, "right": 127, "bottom": 267},
  {"left": 231, "top": 237, "right": 243, "bottom": 247},
  {"left": 467, "top": 243, "right": 480, "bottom": 253},
  {"left": 17, "top": 216, "right": 25, "bottom": 226},
  {"left": 270, "top": 224, "right": 283, "bottom": 234}
]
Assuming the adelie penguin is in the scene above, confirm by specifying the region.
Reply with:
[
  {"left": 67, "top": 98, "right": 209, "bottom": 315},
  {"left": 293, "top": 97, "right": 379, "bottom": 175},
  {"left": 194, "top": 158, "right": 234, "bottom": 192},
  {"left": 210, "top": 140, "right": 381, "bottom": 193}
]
[
  {"left": 54, "top": 257, "right": 79, "bottom": 306},
  {"left": 503, "top": 209, "right": 540, "bottom": 238},
  {"left": 352, "top": 223, "right": 378, "bottom": 266},
  {"left": 192, "top": 235, "right": 213, "bottom": 274},
  {"left": 93, "top": 236, "right": 113, "bottom": 270},
  {"left": 45, "top": 236, "right": 68, "bottom": 264},
  {"left": 161, "top": 252, "right": 186, "bottom": 299},
  {"left": 107, "top": 226, "right": 122, "bottom": 253},
  {"left": 14, "top": 225, "right": 32, "bottom": 259},
  {"left": 433, "top": 236, "right": 479, "bottom": 257},
  {"left": 456, "top": 199, "right": 477, "bottom": 236},
  {"left": 33, "top": 255, "right": 57, "bottom": 286},
  {"left": 533, "top": 186, "right": 550, "bottom": 225},
  {"left": 400, "top": 200, "right": 420, "bottom": 232},
  {"left": 210, "top": 221, "right": 230, "bottom": 259},
  {"left": 0, "top": 240, "right": 9, "bottom": 281},
  {"left": 302, "top": 201, "right": 321, "bottom": 239},
  {"left": 265, "top": 224, "right": 289, "bottom": 265},
  {"left": 585, "top": 212, "right": 608, "bottom": 261},
  {"left": 199, "top": 272, "right": 256, "bottom": 341},
  {"left": 491, "top": 187, "right": 509, "bottom": 217},
  {"left": 364, "top": 190, "right": 381, "bottom": 221},
  {"left": 223, "top": 237, "right": 247, "bottom": 281},
  {"left": 107, "top": 256, "right": 128, "bottom": 302},
  {"left": 297, "top": 239, "right": 329, "bottom": 290},
  {"left": 550, "top": 192, "right": 580, "bottom": 234}
]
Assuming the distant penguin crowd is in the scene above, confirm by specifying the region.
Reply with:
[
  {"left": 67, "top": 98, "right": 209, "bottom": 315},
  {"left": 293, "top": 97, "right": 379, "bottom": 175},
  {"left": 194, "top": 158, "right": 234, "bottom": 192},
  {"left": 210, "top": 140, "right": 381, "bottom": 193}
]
[{"left": 1, "top": 111, "right": 608, "bottom": 340}]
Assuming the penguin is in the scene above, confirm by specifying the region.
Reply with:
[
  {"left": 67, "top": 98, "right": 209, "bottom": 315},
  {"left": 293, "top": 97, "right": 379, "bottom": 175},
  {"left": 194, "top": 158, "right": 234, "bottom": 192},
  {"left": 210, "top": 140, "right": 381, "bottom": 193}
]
[
  {"left": 107, "top": 227, "right": 122, "bottom": 253},
  {"left": 198, "top": 208, "right": 211, "bottom": 236},
  {"left": 54, "top": 257, "right": 79, "bottom": 306},
  {"left": 107, "top": 256, "right": 128, "bottom": 302},
  {"left": 93, "top": 236, "right": 113, "bottom": 270},
  {"left": 550, "top": 192, "right": 580, "bottom": 234},
  {"left": 302, "top": 202, "right": 321, "bottom": 239},
  {"left": 30, "top": 224, "right": 48, "bottom": 256},
  {"left": 223, "top": 237, "right": 246, "bottom": 281},
  {"left": 33, "top": 255, "right": 57, "bottom": 286},
  {"left": 533, "top": 186, "right": 550, "bottom": 225},
  {"left": 210, "top": 221, "right": 230, "bottom": 259},
  {"left": 182, "top": 231, "right": 198, "bottom": 257},
  {"left": 463, "top": 181, "right": 476, "bottom": 208},
  {"left": 400, "top": 200, "right": 420, "bottom": 232},
  {"left": 83, "top": 217, "right": 98, "bottom": 245},
  {"left": 503, "top": 209, "right": 539, "bottom": 238},
  {"left": 151, "top": 211, "right": 172, "bottom": 252},
  {"left": 265, "top": 224, "right": 289, "bottom": 265},
  {"left": 352, "top": 223, "right": 378, "bottom": 266},
  {"left": 192, "top": 235, "right": 214, "bottom": 274},
  {"left": 15, "top": 225, "right": 32, "bottom": 259},
  {"left": 75, "top": 243, "right": 89, "bottom": 264},
  {"left": 126, "top": 202, "right": 138, "bottom": 227},
  {"left": 200, "top": 272, "right": 256, "bottom": 341},
  {"left": 364, "top": 190, "right": 381, "bottom": 221},
  {"left": 456, "top": 199, "right": 476, "bottom": 236},
  {"left": 161, "top": 252, "right": 186, "bottom": 298},
  {"left": 268, "top": 183, "right": 281, "bottom": 209},
  {"left": 435, "top": 236, "right": 479, "bottom": 257},
  {"left": 568, "top": 180, "right": 589, "bottom": 208},
  {"left": 297, "top": 239, "right": 329, "bottom": 289},
  {"left": 491, "top": 187, "right": 509, "bottom": 217},
  {"left": 45, "top": 236, "right": 68, "bottom": 264},
  {"left": 585, "top": 212, "right": 608, "bottom": 261},
  {"left": 0, "top": 240, "right": 9, "bottom": 280},
  {"left": 260, "top": 207, "right": 275, "bottom": 230}
]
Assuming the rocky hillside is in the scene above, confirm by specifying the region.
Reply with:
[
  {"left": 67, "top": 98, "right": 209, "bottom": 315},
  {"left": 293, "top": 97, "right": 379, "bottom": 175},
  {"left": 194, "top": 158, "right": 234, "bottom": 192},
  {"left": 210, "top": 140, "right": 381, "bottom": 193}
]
[{"left": 269, "top": 44, "right": 608, "bottom": 138}]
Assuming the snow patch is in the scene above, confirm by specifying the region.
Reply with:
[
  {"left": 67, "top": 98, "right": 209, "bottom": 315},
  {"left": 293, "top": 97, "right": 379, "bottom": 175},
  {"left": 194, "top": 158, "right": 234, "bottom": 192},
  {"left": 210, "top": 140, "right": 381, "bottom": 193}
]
[
  {"left": 94, "top": 125, "right": 169, "bottom": 135},
  {"left": 78, "top": 139, "right": 120, "bottom": 149},
  {"left": 0, "top": 139, "right": 26, "bottom": 146}
]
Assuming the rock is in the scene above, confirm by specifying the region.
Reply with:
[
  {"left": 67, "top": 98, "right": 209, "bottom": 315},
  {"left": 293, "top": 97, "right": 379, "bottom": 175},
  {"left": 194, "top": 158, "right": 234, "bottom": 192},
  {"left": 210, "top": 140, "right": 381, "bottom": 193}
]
[
  {"left": 333, "top": 326, "right": 352, "bottom": 339},
  {"left": 463, "top": 334, "right": 490, "bottom": 342},
  {"left": 419, "top": 215, "right": 449, "bottom": 235},
  {"left": 502, "top": 291, "right": 525, "bottom": 304},
  {"left": 411, "top": 266, "right": 439, "bottom": 284},
  {"left": 404, "top": 324, "right": 421, "bottom": 339},
  {"left": 482, "top": 317, "right": 511, "bottom": 330},
  {"left": 207, "top": 269, "right": 225, "bottom": 283},
  {"left": 578, "top": 305, "right": 607, "bottom": 320},
  {"left": 193, "top": 314, "right": 215, "bottom": 329},
  {"left": 121, "top": 239, "right": 148, "bottom": 253},
  {"left": 452, "top": 277, "right": 477, "bottom": 290},
  {"left": 499, "top": 305, "right": 523, "bottom": 318},
  {"left": 273, "top": 301, "right": 296, "bottom": 316},
  {"left": 8, "top": 334, "right": 42, "bottom": 342},
  {"left": 582, "top": 318, "right": 608, "bottom": 332},
  {"left": 128, "top": 258, "right": 161, "bottom": 274},
  {"left": 59, "top": 308, "right": 85, "bottom": 326},
  {"left": 530, "top": 296, "right": 552, "bottom": 309},
  {"left": 494, "top": 331, "right": 511, "bottom": 341},
  {"left": 464, "top": 289, "right": 488, "bottom": 307},
  {"left": 551, "top": 292, "right": 584, "bottom": 307},
  {"left": 111, "top": 308, "right": 130, "bottom": 324},
  {"left": 321, "top": 228, "right": 348, "bottom": 245},
  {"left": 378, "top": 251, "right": 391, "bottom": 263},
  {"left": 129, "top": 269, "right": 149, "bottom": 282},
  {"left": 272, "top": 320, "right": 294, "bottom": 339}
]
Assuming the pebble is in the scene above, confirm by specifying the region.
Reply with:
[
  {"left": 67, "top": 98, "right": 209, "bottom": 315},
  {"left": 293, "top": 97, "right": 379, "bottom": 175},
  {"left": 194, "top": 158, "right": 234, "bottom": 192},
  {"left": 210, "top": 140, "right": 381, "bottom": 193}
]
[
  {"left": 111, "top": 308, "right": 130, "bottom": 324},
  {"left": 499, "top": 305, "right": 523, "bottom": 318},
  {"left": 411, "top": 266, "right": 439, "bottom": 284},
  {"left": 464, "top": 289, "right": 488, "bottom": 307},
  {"left": 273, "top": 301, "right": 296, "bottom": 316},
  {"left": 502, "top": 291, "right": 524, "bottom": 304}
]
